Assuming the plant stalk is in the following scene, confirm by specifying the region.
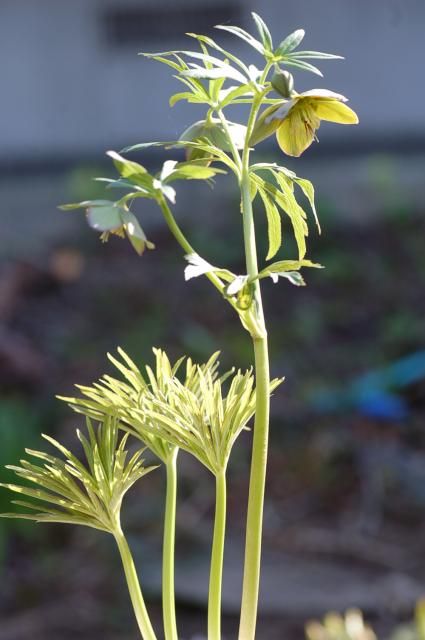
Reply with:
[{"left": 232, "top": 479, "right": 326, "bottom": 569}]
[
  {"left": 208, "top": 469, "right": 227, "bottom": 640},
  {"left": 163, "top": 449, "right": 179, "bottom": 640},
  {"left": 158, "top": 196, "right": 237, "bottom": 311},
  {"left": 238, "top": 95, "right": 271, "bottom": 640},
  {"left": 114, "top": 525, "right": 157, "bottom": 640}
]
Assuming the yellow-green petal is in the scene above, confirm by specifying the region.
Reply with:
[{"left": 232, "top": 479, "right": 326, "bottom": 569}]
[
  {"left": 250, "top": 103, "right": 286, "bottom": 146},
  {"left": 276, "top": 109, "right": 317, "bottom": 157},
  {"left": 314, "top": 99, "right": 359, "bottom": 124}
]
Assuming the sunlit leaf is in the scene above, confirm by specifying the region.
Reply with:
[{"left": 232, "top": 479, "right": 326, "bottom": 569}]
[
  {"left": 275, "top": 29, "right": 305, "bottom": 55},
  {"left": 287, "top": 50, "right": 343, "bottom": 60},
  {"left": 257, "top": 185, "right": 282, "bottom": 260},
  {"left": 59, "top": 200, "right": 112, "bottom": 211},
  {"left": 181, "top": 64, "right": 248, "bottom": 84},
  {"left": 294, "top": 178, "right": 321, "bottom": 233},
  {"left": 251, "top": 12, "right": 273, "bottom": 52},
  {"left": 215, "top": 24, "right": 265, "bottom": 55},
  {"left": 281, "top": 59, "right": 323, "bottom": 77}
]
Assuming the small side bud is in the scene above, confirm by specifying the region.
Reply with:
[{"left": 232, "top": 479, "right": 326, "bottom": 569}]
[{"left": 271, "top": 69, "right": 294, "bottom": 98}]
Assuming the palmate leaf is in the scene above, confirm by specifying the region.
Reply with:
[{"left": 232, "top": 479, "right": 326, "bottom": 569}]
[
  {"left": 133, "top": 368, "right": 283, "bottom": 475},
  {"left": 186, "top": 33, "right": 249, "bottom": 72},
  {"left": 258, "top": 259, "right": 323, "bottom": 286},
  {"left": 276, "top": 29, "right": 305, "bottom": 55},
  {"left": 215, "top": 24, "right": 265, "bottom": 55},
  {"left": 281, "top": 59, "right": 324, "bottom": 77},
  {"left": 251, "top": 172, "right": 309, "bottom": 260},
  {"left": 61, "top": 348, "right": 224, "bottom": 464},
  {"left": 250, "top": 164, "right": 321, "bottom": 259},
  {"left": 286, "top": 51, "right": 344, "bottom": 60},
  {"left": 1, "top": 417, "right": 156, "bottom": 533},
  {"left": 274, "top": 27, "right": 343, "bottom": 75},
  {"left": 181, "top": 64, "right": 248, "bottom": 85},
  {"left": 251, "top": 12, "right": 273, "bottom": 53},
  {"left": 257, "top": 186, "right": 282, "bottom": 260},
  {"left": 293, "top": 177, "right": 321, "bottom": 233}
]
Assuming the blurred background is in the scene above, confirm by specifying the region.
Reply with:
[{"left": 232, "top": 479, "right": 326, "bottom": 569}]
[{"left": 1, "top": 1, "right": 425, "bottom": 639}]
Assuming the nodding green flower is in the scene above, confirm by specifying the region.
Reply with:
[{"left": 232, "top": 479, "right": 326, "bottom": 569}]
[{"left": 251, "top": 89, "right": 358, "bottom": 157}]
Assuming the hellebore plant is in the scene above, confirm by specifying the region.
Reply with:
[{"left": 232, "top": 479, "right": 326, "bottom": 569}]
[{"left": 1, "top": 13, "right": 358, "bottom": 640}]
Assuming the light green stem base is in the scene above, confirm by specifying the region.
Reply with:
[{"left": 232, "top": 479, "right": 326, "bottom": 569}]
[
  {"left": 114, "top": 526, "right": 157, "bottom": 640},
  {"left": 208, "top": 470, "right": 227, "bottom": 640},
  {"left": 163, "top": 450, "right": 179, "bottom": 640},
  {"left": 238, "top": 336, "right": 270, "bottom": 640}
]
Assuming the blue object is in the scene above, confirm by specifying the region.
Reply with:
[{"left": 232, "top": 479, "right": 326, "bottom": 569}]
[{"left": 311, "top": 349, "right": 425, "bottom": 420}]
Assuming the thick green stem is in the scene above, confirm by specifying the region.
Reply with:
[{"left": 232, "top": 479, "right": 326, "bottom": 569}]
[
  {"left": 163, "top": 449, "right": 178, "bottom": 640},
  {"left": 238, "top": 95, "right": 271, "bottom": 640},
  {"left": 238, "top": 335, "right": 270, "bottom": 640},
  {"left": 114, "top": 526, "right": 157, "bottom": 640},
  {"left": 208, "top": 469, "right": 227, "bottom": 640}
]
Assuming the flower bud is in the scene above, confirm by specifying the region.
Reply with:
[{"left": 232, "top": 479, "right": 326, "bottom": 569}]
[{"left": 271, "top": 69, "right": 294, "bottom": 98}]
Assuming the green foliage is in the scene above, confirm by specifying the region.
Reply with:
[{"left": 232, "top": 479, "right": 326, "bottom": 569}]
[
  {"left": 1, "top": 416, "right": 156, "bottom": 533},
  {"left": 60, "top": 346, "right": 282, "bottom": 475},
  {"left": 60, "top": 348, "right": 221, "bottom": 463},
  {"left": 258, "top": 259, "right": 323, "bottom": 286},
  {"left": 129, "top": 367, "right": 281, "bottom": 475}
]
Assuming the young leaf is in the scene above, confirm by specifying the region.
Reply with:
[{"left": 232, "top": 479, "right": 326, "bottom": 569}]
[
  {"left": 274, "top": 177, "right": 308, "bottom": 260},
  {"left": 251, "top": 13, "right": 273, "bottom": 52},
  {"left": 294, "top": 178, "right": 321, "bottom": 233},
  {"left": 260, "top": 259, "right": 322, "bottom": 276},
  {"left": 217, "top": 84, "right": 253, "bottom": 108},
  {"left": 215, "top": 24, "right": 265, "bottom": 55},
  {"left": 276, "top": 29, "right": 305, "bottom": 55},
  {"left": 169, "top": 91, "right": 205, "bottom": 107},
  {"left": 186, "top": 33, "right": 251, "bottom": 75},
  {"left": 59, "top": 200, "right": 113, "bottom": 211},
  {"left": 181, "top": 64, "right": 248, "bottom": 85},
  {"left": 287, "top": 50, "right": 343, "bottom": 60},
  {"left": 166, "top": 162, "right": 226, "bottom": 182},
  {"left": 107, "top": 151, "right": 147, "bottom": 178},
  {"left": 257, "top": 186, "right": 282, "bottom": 260},
  {"left": 281, "top": 59, "right": 323, "bottom": 77},
  {"left": 259, "top": 260, "right": 323, "bottom": 286},
  {"left": 278, "top": 271, "right": 306, "bottom": 286}
]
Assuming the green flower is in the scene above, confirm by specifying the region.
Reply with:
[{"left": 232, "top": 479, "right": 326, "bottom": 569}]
[{"left": 251, "top": 89, "right": 359, "bottom": 157}]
